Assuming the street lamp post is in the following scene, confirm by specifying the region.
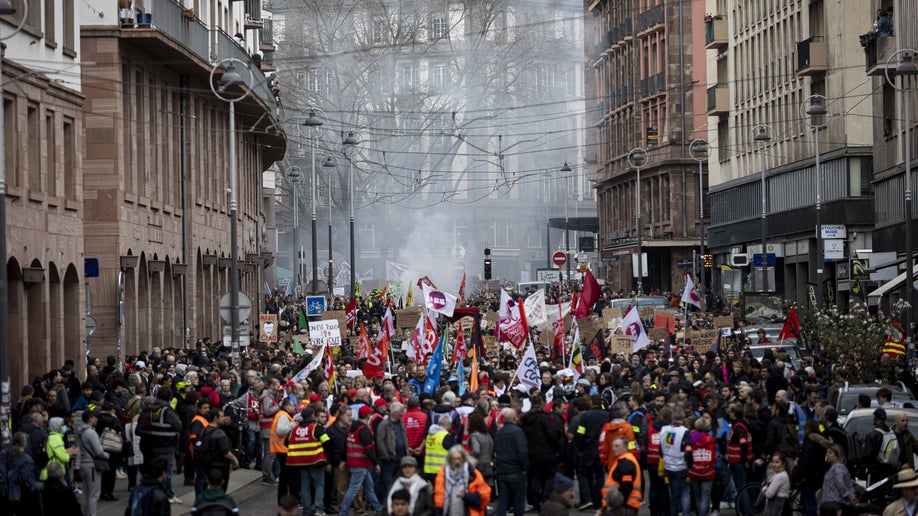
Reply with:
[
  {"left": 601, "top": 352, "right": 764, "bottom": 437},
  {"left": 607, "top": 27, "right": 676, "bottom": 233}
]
[
  {"left": 322, "top": 155, "right": 339, "bottom": 299},
  {"left": 561, "top": 162, "right": 572, "bottom": 281},
  {"left": 285, "top": 166, "right": 304, "bottom": 295},
  {"left": 343, "top": 131, "right": 360, "bottom": 299},
  {"left": 0, "top": 0, "right": 27, "bottom": 450},
  {"left": 752, "top": 124, "right": 775, "bottom": 293},
  {"left": 886, "top": 49, "right": 918, "bottom": 341},
  {"left": 210, "top": 58, "right": 253, "bottom": 371},
  {"left": 800, "top": 95, "right": 834, "bottom": 306},
  {"left": 302, "top": 109, "right": 325, "bottom": 295},
  {"left": 690, "top": 139, "right": 710, "bottom": 293},
  {"left": 627, "top": 148, "right": 649, "bottom": 296}
]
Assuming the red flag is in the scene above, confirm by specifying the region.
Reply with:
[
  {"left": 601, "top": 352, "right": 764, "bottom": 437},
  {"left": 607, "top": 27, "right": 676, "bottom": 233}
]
[
  {"left": 452, "top": 322, "right": 468, "bottom": 364},
  {"left": 570, "top": 290, "right": 579, "bottom": 317},
  {"left": 498, "top": 289, "right": 529, "bottom": 349},
  {"left": 357, "top": 323, "right": 371, "bottom": 359},
  {"left": 552, "top": 309, "right": 566, "bottom": 362},
  {"left": 409, "top": 313, "right": 426, "bottom": 365},
  {"left": 345, "top": 298, "right": 358, "bottom": 329},
  {"left": 778, "top": 305, "right": 801, "bottom": 342},
  {"left": 363, "top": 308, "right": 393, "bottom": 378},
  {"left": 422, "top": 312, "right": 439, "bottom": 355},
  {"left": 573, "top": 269, "right": 600, "bottom": 318},
  {"left": 417, "top": 275, "right": 437, "bottom": 290},
  {"left": 458, "top": 273, "right": 466, "bottom": 304}
]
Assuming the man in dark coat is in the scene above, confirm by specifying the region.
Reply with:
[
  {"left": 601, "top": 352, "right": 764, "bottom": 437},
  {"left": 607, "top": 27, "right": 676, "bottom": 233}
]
[
  {"left": 521, "top": 394, "right": 563, "bottom": 512},
  {"left": 40, "top": 462, "right": 81, "bottom": 516},
  {"left": 494, "top": 408, "right": 528, "bottom": 516}
]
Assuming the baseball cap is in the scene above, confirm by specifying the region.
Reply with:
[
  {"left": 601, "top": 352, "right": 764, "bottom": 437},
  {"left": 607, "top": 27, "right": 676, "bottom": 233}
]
[
  {"left": 135, "top": 360, "right": 146, "bottom": 369},
  {"left": 358, "top": 405, "right": 374, "bottom": 418}
]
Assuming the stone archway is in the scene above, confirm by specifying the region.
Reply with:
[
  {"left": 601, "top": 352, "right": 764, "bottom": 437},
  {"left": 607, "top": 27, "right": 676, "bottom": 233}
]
[
  {"left": 7, "top": 258, "right": 24, "bottom": 390},
  {"left": 62, "top": 264, "right": 81, "bottom": 374}
]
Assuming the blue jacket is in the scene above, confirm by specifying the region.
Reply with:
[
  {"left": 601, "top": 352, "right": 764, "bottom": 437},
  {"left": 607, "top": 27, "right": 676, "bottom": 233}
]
[
  {"left": 0, "top": 449, "right": 35, "bottom": 502},
  {"left": 493, "top": 422, "right": 528, "bottom": 475}
]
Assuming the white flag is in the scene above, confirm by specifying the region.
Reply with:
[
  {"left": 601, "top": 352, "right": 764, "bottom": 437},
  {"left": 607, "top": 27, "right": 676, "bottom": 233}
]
[
  {"left": 514, "top": 341, "right": 541, "bottom": 390},
  {"left": 498, "top": 289, "right": 528, "bottom": 349},
  {"left": 422, "top": 284, "right": 458, "bottom": 318},
  {"left": 292, "top": 345, "right": 325, "bottom": 382},
  {"left": 681, "top": 274, "right": 702, "bottom": 308},
  {"left": 544, "top": 302, "right": 571, "bottom": 323},
  {"left": 523, "top": 289, "right": 547, "bottom": 327},
  {"left": 616, "top": 307, "right": 651, "bottom": 352}
]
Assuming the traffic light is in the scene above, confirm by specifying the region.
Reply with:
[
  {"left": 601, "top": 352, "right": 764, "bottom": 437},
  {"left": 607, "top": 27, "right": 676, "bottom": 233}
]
[
  {"left": 484, "top": 258, "right": 492, "bottom": 280},
  {"left": 703, "top": 254, "right": 713, "bottom": 268}
]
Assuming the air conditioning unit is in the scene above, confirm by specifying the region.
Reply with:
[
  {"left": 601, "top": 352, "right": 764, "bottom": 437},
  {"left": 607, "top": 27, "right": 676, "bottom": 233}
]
[{"left": 730, "top": 253, "right": 749, "bottom": 267}]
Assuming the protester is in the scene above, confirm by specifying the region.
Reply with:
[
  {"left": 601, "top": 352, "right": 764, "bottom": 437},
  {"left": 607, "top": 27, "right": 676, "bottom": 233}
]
[
  {"left": 0, "top": 432, "right": 37, "bottom": 515},
  {"left": 383, "top": 456, "right": 433, "bottom": 516},
  {"left": 432, "top": 445, "right": 491, "bottom": 516},
  {"left": 761, "top": 452, "right": 792, "bottom": 516}
]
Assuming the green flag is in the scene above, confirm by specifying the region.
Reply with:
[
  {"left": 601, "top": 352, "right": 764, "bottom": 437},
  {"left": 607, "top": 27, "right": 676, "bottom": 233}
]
[
  {"left": 299, "top": 307, "right": 308, "bottom": 331},
  {"left": 292, "top": 338, "right": 305, "bottom": 356}
]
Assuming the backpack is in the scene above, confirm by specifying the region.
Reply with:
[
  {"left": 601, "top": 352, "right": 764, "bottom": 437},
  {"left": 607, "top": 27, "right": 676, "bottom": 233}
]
[
  {"left": 846, "top": 432, "right": 869, "bottom": 464},
  {"left": 124, "top": 483, "right": 158, "bottom": 516},
  {"left": 876, "top": 428, "right": 900, "bottom": 465},
  {"left": 191, "top": 498, "right": 238, "bottom": 516},
  {"left": 192, "top": 426, "right": 217, "bottom": 467},
  {"left": 777, "top": 422, "right": 800, "bottom": 458},
  {"left": 30, "top": 431, "right": 49, "bottom": 469}
]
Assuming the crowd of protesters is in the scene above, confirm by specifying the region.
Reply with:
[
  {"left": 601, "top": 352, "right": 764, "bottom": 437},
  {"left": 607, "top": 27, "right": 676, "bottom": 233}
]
[{"left": 4, "top": 281, "right": 918, "bottom": 516}]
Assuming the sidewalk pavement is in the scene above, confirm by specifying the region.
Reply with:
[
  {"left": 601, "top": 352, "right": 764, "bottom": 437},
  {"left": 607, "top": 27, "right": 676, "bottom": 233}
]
[{"left": 96, "top": 467, "right": 262, "bottom": 516}]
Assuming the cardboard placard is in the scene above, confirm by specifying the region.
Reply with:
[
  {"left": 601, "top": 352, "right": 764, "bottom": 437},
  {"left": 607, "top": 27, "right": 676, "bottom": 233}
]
[
  {"left": 610, "top": 336, "right": 633, "bottom": 355},
  {"left": 713, "top": 316, "right": 734, "bottom": 330},
  {"left": 687, "top": 329, "right": 719, "bottom": 352},
  {"left": 260, "top": 314, "right": 278, "bottom": 343},
  {"left": 647, "top": 328, "right": 667, "bottom": 342},
  {"left": 638, "top": 306, "right": 656, "bottom": 322},
  {"left": 577, "top": 318, "right": 602, "bottom": 343},
  {"left": 483, "top": 335, "right": 499, "bottom": 356},
  {"left": 394, "top": 307, "right": 422, "bottom": 329},
  {"left": 483, "top": 311, "right": 499, "bottom": 330},
  {"left": 308, "top": 320, "right": 343, "bottom": 348},
  {"left": 605, "top": 307, "right": 623, "bottom": 330},
  {"left": 321, "top": 310, "right": 349, "bottom": 333}
]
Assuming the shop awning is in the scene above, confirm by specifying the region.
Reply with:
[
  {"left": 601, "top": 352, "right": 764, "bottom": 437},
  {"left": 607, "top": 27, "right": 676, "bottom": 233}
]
[{"left": 868, "top": 263, "right": 918, "bottom": 299}]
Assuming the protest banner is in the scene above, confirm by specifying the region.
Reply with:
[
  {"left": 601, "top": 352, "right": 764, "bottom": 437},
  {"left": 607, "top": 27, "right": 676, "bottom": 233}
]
[
  {"left": 610, "top": 335, "right": 633, "bottom": 355},
  {"left": 713, "top": 316, "right": 734, "bottom": 330},
  {"left": 687, "top": 329, "right": 719, "bottom": 353},
  {"left": 395, "top": 307, "right": 422, "bottom": 329},
  {"left": 260, "top": 314, "right": 278, "bottom": 343},
  {"left": 308, "top": 320, "right": 343, "bottom": 348},
  {"left": 321, "top": 310, "right": 349, "bottom": 333}
]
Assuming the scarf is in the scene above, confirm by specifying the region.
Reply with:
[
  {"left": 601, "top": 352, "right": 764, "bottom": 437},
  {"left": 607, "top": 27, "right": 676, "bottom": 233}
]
[
  {"left": 442, "top": 464, "right": 469, "bottom": 515},
  {"left": 386, "top": 473, "right": 428, "bottom": 514}
]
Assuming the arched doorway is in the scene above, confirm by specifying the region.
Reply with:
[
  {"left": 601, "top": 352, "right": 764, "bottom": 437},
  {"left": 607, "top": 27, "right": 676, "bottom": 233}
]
[
  {"left": 48, "top": 263, "right": 62, "bottom": 368},
  {"left": 63, "top": 264, "right": 81, "bottom": 372},
  {"left": 7, "top": 259, "right": 24, "bottom": 390},
  {"left": 26, "top": 259, "right": 47, "bottom": 375}
]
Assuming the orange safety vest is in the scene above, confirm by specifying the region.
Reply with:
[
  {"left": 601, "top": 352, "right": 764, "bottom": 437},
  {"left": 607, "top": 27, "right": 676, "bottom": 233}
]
[
  {"left": 188, "top": 415, "right": 209, "bottom": 454},
  {"left": 269, "top": 410, "right": 294, "bottom": 454},
  {"left": 599, "top": 420, "right": 638, "bottom": 469},
  {"left": 602, "top": 452, "right": 643, "bottom": 511},
  {"left": 286, "top": 422, "right": 329, "bottom": 466}
]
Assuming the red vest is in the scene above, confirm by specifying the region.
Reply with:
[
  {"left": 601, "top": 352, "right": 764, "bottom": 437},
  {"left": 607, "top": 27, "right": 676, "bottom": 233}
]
[
  {"left": 259, "top": 392, "right": 278, "bottom": 430},
  {"left": 404, "top": 408, "right": 428, "bottom": 451},
  {"left": 688, "top": 432, "right": 716, "bottom": 481},
  {"left": 726, "top": 422, "right": 753, "bottom": 464},
  {"left": 247, "top": 393, "right": 260, "bottom": 422},
  {"left": 346, "top": 423, "right": 374, "bottom": 469},
  {"left": 459, "top": 413, "right": 471, "bottom": 452},
  {"left": 286, "top": 422, "right": 327, "bottom": 467},
  {"left": 645, "top": 424, "right": 662, "bottom": 465}
]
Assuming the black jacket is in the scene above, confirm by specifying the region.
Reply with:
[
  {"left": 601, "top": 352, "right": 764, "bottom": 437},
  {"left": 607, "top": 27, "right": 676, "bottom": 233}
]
[
  {"left": 521, "top": 409, "right": 563, "bottom": 466},
  {"left": 326, "top": 421, "right": 349, "bottom": 467},
  {"left": 762, "top": 412, "right": 796, "bottom": 459},
  {"left": 131, "top": 477, "right": 172, "bottom": 516},
  {"left": 41, "top": 477, "right": 81, "bottom": 516},
  {"left": 572, "top": 408, "right": 609, "bottom": 462},
  {"left": 494, "top": 422, "right": 529, "bottom": 475}
]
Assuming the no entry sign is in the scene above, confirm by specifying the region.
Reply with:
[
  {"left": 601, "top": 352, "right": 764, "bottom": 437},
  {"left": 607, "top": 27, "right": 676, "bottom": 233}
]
[{"left": 552, "top": 251, "right": 567, "bottom": 266}]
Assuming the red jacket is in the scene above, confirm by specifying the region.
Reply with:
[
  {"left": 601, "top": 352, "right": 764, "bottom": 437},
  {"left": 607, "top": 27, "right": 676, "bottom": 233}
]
[{"left": 404, "top": 407, "right": 428, "bottom": 453}]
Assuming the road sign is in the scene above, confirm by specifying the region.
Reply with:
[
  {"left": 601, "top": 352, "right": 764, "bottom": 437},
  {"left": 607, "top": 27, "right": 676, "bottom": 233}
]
[
  {"left": 576, "top": 253, "right": 589, "bottom": 264},
  {"left": 536, "top": 268, "right": 562, "bottom": 283},
  {"left": 305, "top": 295, "right": 327, "bottom": 316},
  {"left": 552, "top": 251, "right": 567, "bottom": 266},
  {"left": 219, "top": 292, "right": 252, "bottom": 323},
  {"left": 752, "top": 253, "right": 777, "bottom": 267}
]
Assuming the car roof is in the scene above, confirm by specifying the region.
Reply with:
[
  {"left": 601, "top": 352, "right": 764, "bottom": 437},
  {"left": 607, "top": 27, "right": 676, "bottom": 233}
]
[
  {"left": 839, "top": 384, "right": 907, "bottom": 393},
  {"left": 844, "top": 407, "right": 918, "bottom": 419}
]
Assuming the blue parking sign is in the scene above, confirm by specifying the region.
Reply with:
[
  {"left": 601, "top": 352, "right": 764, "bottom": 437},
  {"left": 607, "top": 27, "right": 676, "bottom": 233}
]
[{"left": 305, "top": 296, "right": 326, "bottom": 316}]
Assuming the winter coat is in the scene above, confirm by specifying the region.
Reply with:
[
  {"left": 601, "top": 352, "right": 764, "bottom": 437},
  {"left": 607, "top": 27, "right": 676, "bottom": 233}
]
[
  {"left": 520, "top": 408, "right": 563, "bottom": 466},
  {"left": 377, "top": 416, "right": 408, "bottom": 462},
  {"left": 77, "top": 424, "right": 108, "bottom": 469},
  {"left": 493, "top": 422, "right": 528, "bottom": 475},
  {"left": 0, "top": 449, "right": 35, "bottom": 502},
  {"left": 469, "top": 431, "right": 493, "bottom": 478}
]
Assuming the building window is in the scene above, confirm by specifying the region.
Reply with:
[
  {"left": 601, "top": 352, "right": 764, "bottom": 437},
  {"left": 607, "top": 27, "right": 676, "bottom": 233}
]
[
  {"left": 4, "top": 97, "right": 16, "bottom": 188},
  {"left": 45, "top": 111, "right": 55, "bottom": 196},
  {"left": 491, "top": 11, "right": 507, "bottom": 42},
  {"left": 372, "top": 17, "right": 387, "bottom": 45},
  {"left": 359, "top": 222, "right": 376, "bottom": 250},
  {"left": 27, "top": 103, "right": 40, "bottom": 192},
  {"left": 400, "top": 63, "right": 419, "bottom": 92},
  {"left": 565, "top": 65, "right": 576, "bottom": 96},
  {"left": 63, "top": 0, "right": 75, "bottom": 55},
  {"left": 63, "top": 117, "right": 75, "bottom": 201},
  {"left": 431, "top": 13, "right": 448, "bottom": 40},
  {"left": 430, "top": 63, "right": 450, "bottom": 93},
  {"left": 44, "top": 0, "right": 54, "bottom": 47}
]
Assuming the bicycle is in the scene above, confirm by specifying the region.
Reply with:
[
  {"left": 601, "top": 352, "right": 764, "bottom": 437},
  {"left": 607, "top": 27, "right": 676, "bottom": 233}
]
[{"left": 732, "top": 482, "right": 803, "bottom": 516}]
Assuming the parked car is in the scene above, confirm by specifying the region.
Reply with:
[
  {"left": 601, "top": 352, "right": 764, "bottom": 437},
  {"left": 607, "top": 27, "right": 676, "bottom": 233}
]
[
  {"left": 841, "top": 407, "right": 918, "bottom": 479},
  {"left": 831, "top": 384, "right": 913, "bottom": 423},
  {"left": 746, "top": 344, "right": 805, "bottom": 370},
  {"left": 608, "top": 296, "right": 671, "bottom": 313}
]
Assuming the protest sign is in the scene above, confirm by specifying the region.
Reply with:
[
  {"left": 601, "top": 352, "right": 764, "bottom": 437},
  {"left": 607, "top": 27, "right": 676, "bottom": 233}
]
[
  {"left": 308, "top": 320, "right": 342, "bottom": 348},
  {"left": 260, "top": 314, "right": 278, "bottom": 343},
  {"left": 648, "top": 328, "right": 667, "bottom": 342},
  {"left": 321, "top": 310, "right": 349, "bottom": 333},
  {"left": 714, "top": 316, "right": 734, "bottom": 330},
  {"left": 638, "top": 306, "right": 656, "bottom": 322},
  {"left": 395, "top": 307, "right": 422, "bottom": 329},
  {"left": 610, "top": 336, "right": 633, "bottom": 355}
]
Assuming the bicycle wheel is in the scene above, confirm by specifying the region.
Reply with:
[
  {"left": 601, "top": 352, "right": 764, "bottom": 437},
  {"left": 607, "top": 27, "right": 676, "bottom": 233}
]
[{"left": 734, "top": 482, "right": 766, "bottom": 516}]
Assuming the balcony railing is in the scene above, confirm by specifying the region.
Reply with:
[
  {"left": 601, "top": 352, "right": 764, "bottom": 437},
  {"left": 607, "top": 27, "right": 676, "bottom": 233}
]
[
  {"left": 637, "top": 4, "right": 663, "bottom": 33},
  {"left": 706, "top": 85, "right": 729, "bottom": 116},
  {"left": 864, "top": 33, "right": 897, "bottom": 76},
  {"left": 796, "top": 37, "right": 827, "bottom": 76},
  {"left": 705, "top": 17, "right": 727, "bottom": 50},
  {"left": 244, "top": 0, "right": 262, "bottom": 25},
  {"left": 260, "top": 18, "right": 276, "bottom": 52},
  {"left": 216, "top": 29, "right": 275, "bottom": 109},
  {"left": 148, "top": 0, "right": 210, "bottom": 63},
  {"left": 639, "top": 72, "right": 665, "bottom": 98}
]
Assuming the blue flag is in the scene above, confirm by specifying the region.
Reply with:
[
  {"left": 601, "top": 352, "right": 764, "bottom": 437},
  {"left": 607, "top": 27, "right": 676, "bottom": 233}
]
[
  {"left": 285, "top": 280, "right": 293, "bottom": 297},
  {"left": 457, "top": 359, "right": 466, "bottom": 396},
  {"left": 423, "top": 336, "right": 444, "bottom": 394},
  {"left": 264, "top": 282, "right": 271, "bottom": 296}
]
